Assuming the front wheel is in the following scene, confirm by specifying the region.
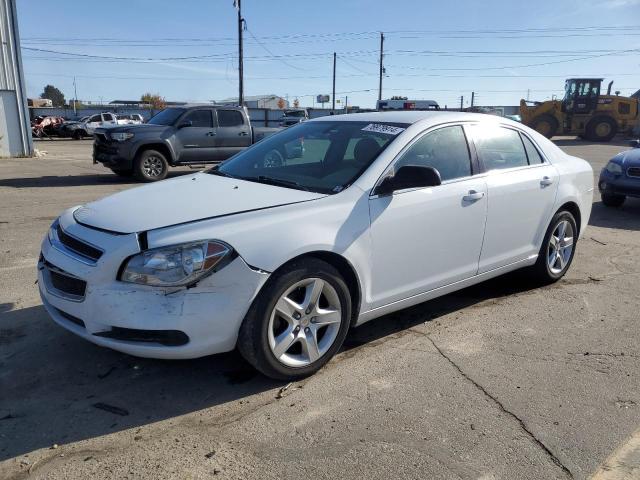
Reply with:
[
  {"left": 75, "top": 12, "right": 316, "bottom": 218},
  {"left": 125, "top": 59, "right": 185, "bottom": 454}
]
[
  {"left": 134, "top": 149, "right": 168, "bottom": 182},
  {"left": 238, "top": 258, "right": 352, "bottom": 380},
  {"left": 530, "top": 211, "right": 577, "bottom": 284}
]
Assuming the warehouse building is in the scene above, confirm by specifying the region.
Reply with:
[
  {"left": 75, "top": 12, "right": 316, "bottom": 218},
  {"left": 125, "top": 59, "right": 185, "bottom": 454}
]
[{"left": 0, "top": 0, "right": 32, "bottom": 157}]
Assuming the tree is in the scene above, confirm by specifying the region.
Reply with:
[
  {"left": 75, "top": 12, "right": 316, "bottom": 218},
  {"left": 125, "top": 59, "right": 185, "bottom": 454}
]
[
  {"left": 40, "top": 85, "right": 65, "bottom": 107},
  {"left": 141, "top": 93, "right": 166, "bottom": 110},
  {"left": 277, "top": 98, "right": 285, "bottom": 109},
  {"left": 293, "top": 98, "right": 300, "bottom": 108}
]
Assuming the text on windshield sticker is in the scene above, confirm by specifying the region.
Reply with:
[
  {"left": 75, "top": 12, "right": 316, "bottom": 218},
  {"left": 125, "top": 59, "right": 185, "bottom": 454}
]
[{"left": 361, "top": 124, "right": 406, "bottom": 135}]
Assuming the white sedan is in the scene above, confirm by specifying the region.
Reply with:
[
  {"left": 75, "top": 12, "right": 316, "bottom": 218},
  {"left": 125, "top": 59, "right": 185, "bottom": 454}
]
[{"left": 38, "top": 112, "right": 593, "bottom": 380}]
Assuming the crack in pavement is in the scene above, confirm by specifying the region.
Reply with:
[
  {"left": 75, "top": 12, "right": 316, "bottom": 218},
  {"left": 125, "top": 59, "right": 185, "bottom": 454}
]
[{"left": 425, "top": 334, "right": 574, "bottom": 479}]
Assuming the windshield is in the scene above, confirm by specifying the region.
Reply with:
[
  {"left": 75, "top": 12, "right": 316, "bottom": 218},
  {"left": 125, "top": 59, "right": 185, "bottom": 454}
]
[
  {"left": 147, "top": 108, "right": 186, "bottom": 126},
  {"left": 284, "top": 110, "right": 306, "bottom": 117},
  {"left": 212, "top": 120, "right": 408, "bottom": 194}
]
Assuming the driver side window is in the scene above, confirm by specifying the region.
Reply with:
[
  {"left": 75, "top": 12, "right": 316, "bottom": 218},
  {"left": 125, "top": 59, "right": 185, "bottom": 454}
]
[{"left": 395, "top": 125, "right": 472, "bottom": 182}]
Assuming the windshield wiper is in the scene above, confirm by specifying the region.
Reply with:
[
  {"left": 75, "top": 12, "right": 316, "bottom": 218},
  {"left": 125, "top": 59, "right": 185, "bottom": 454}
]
[
  {"left": 206, "top": 166, "right": 236, "bottom": 179},
  {"left": 255, "top": 175, "right": 310, "bottom": 191}
]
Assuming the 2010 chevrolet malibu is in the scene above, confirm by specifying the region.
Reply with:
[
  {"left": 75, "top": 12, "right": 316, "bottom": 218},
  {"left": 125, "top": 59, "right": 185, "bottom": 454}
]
[{"left": 38, "top": 112, "right": 593, "bottom": 380}]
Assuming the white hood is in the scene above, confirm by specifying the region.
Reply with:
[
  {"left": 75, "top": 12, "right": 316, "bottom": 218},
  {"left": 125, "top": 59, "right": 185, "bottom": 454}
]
[{"left": 73, "top": 173, "right": 326, "bottom": 233}]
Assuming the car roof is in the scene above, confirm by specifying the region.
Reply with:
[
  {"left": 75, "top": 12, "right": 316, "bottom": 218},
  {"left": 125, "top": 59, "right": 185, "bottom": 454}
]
[{"left": 311, "top": 110, "right": 515, "bottom": 127}]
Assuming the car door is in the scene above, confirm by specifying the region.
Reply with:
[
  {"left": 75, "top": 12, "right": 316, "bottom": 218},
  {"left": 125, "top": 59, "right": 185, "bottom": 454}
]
[
  {"left": 86, "top": 114, "right": 102, "bottom": 133},
  {"left": 101, "top": 113, "right": 117, "bottom": 127},
  {"left": 368, "top": 124, "right": 488, "bottom": 308},
  {"left": 174, "top": 109, "right": 217, "bottom": 163},
  {"left": 214, "top": 109, "right": 252, "bottom": 159},
  {"left": 468, "top": 124, "right": 559, "bottom": 273}
]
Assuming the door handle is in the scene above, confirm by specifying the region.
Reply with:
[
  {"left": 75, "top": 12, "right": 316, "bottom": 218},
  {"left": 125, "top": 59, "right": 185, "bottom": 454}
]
[
  {"left": 238, "top": 131, "right": 249, "bottom": 136},
  {"left": 205, "top": 131, "right": 216, "bottom": 136},
  {"left": 540, "top": 176, "right": 554, "bottom": 187},
  {"left": 463, "top": 190, "right": 485, "bottom": 202}
]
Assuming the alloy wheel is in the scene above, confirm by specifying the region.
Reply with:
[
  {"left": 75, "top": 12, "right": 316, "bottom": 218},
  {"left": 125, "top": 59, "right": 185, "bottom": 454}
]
[
  {"left": 547, "top": 220, "right": 574, "bottom": 274},
  {"left": 268, "top": 278, "right": 342, "bottom": 367},
  {"left": 142, "top": 156, "right": 164, "bottom": 177}
]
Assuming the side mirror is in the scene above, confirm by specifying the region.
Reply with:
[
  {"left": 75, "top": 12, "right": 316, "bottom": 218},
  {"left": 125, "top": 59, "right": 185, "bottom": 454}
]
[
  {"left": 374, "top": 165, "right": 442, "bottom": 196},
  {"left": 178, "top": 121, "right": 192, "bottom": 129},
  {"left": 629, "top": 139, "right": 640, "bottom": 148}
]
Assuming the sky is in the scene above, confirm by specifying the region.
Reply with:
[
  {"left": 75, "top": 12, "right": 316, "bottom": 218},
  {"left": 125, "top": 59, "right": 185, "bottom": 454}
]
[{"left": 16, "top": 0, "right": 640, "bottom": 109}]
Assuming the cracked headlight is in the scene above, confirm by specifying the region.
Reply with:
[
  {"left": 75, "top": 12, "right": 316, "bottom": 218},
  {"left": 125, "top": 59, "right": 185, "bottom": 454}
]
[
  {"left": 605, "top": 161, "right": 623, "bottom": 174},
  {"left": 120, "top": 241, "right": 232, "bottom": 286}
]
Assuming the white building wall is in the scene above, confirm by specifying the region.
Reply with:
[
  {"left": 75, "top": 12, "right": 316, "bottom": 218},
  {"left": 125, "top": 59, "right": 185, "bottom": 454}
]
[{"left": 0, "top": 0, "right": 32, "bottom": 157}]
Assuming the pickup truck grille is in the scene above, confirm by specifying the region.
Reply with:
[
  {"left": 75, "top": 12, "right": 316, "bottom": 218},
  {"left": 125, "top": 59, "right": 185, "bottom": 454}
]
[{"left": 627, "top": 167, "right": 640, "bottom": 178}]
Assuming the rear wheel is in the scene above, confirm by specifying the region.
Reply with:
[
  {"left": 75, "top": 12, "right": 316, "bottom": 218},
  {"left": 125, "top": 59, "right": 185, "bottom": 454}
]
[
  {"left": 585, "top": 116, "right": 617, "bottom": 142},
  {"left": 530, "top": 115, "right": 559, "bottom": 139},
  {"left": 134, "top": 149, "right": 168, "bottom": 182},
  {"left": 238, "top": 258, "right": 352, "bottom": 380},
  {"left": 601, "top": 193, "right": 625, "bottom": 207},
  {"left": 530, "top": 211, "right": 577, "bottom": 284},
  {"left": 72, "top": 130, "right": 84, "bottom": 140}
]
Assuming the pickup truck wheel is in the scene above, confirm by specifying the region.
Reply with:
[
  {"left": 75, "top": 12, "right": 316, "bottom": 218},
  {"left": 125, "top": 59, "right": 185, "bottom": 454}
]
[{"left": 134, "top": 149, "right": 168, "bottom": 182}]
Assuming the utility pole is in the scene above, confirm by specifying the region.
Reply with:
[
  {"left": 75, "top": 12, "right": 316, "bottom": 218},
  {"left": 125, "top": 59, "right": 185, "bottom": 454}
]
[
  {"left": 332, "top": 52, "right": 336, "bottom": 112},
  {"left": 470, "top": 91, "right": 475, "bottom": 108},
  {"left": 236, "top": 0, "right": 244, "bottom": 106},
  {"left": 378, "top": 32, "right": 384, "bottom": 103},
  {"left": 460, "top": 95, "right": 464, "bottom": 111},
  {"left": 73, "top": 76, "right": 78, "bottom": 116}
]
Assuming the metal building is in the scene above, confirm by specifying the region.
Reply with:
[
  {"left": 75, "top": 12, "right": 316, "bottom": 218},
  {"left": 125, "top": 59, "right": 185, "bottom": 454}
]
[{"left": 0, "top": 0, "right": 32, "bottom": 157}]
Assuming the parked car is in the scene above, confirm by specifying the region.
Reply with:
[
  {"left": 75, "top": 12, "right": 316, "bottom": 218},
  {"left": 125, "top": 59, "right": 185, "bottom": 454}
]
[
  {"left": 116, "top": 114, "right": 144, "bottom": 125},
  {"left": 84, "top": 112, "right": 118, "bottom": 134},
  {"left": 31, "top": 116, "right": 64, "bottom": 138},
  {"left": 57, "top": 119, "right": 90, "bottom": 140},
  {"left": 598, "top": 139, "right": 640, "bottom": 207},
  {"left": 38, "top": 112, "right": 593, "bottom": 380},
  {"left": 92, "top": 105, "right": 281, "bottom": 181},
  {"left": 280, "top": 108, "right": 309, "bottom": 127}
]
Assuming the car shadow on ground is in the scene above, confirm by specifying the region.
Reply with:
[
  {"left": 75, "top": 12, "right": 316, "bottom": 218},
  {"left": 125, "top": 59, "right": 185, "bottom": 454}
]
[
  {"left": 553, "top": 137, "right": 634, "bottom": 148},
  {"left": 0, "top": 272, "right": 543, "bottom": 461},
  {"left": 589, "top": 199, "right": 640, "bottom": 232},
  {"left": 0, "top": 171, "right": 193, "bottom": 188}
]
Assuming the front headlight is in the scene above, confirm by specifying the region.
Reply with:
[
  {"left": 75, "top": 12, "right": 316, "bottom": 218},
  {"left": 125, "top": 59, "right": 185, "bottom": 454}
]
[
  {"left": 111, "top": 132, "right": 134, "bottom": 142},
  {"left": 120, "top": 241, "right": 232, "bottom": 286},
  {"left": 606, "top": 161, "right": 623, "bottom": 174}
]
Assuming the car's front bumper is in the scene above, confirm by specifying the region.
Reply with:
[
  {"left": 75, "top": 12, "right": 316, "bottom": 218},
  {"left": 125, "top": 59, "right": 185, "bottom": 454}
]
[
  {"left": 598, "top": 169, "right": 640, "bottom": 198},
  {"left": 38, "top": 208, "right": 269, "bottom": 359}
]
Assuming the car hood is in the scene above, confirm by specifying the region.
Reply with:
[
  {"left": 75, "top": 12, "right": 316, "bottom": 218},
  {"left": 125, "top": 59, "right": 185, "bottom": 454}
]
[
  {"left": 612, "top": 148, "right": 640, "bottom": 166},
  {"left": 73, "top": 173, "right": 326, "bottom": 234}
]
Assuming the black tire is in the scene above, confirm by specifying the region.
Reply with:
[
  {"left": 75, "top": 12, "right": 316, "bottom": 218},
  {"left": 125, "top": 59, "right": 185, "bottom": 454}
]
[
  {"left": 72, "top": 130, "right": 84, "bottom": 140},
  {"left": 110, "top": 168, "right": 134, "bottom": 178},
  {"left": 237, "top": 258, "right": 352, "bottom": 380},
  {"left": 529, "top": 211, "right": 578, "bottom": 284},
  {"left": 134, "top": 149, "right": 168, "bottom": 182},
  {"left": 585, "top": 116, "right": 618, "bottom": 142},
  {"left": 530, "top": 115, "right": 559, "bottom": 139},
  {"left": 601, "top": 193, "right": 625, "bottom": 207}
]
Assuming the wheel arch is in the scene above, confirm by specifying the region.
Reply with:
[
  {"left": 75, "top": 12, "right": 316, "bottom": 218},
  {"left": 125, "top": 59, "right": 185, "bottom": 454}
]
[
  {"left": 269, "top": 250, "right": 362, "bottom": 325},
  {"left": 555, "top": 201, "right": 581, "bottom": 234},
  {"left": 134, "top": 142, "right": 175, "bottom": 164}
]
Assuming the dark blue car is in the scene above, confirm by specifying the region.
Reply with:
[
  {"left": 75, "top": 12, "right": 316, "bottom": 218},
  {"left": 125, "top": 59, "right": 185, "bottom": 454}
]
[{"left": 598, "top": 140, "right": 640, "bottom": 207}]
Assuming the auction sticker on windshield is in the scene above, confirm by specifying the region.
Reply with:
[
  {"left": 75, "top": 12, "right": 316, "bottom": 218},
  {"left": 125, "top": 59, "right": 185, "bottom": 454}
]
[{"left": 361, "top": 124, "right": 405, "bottom": 135}]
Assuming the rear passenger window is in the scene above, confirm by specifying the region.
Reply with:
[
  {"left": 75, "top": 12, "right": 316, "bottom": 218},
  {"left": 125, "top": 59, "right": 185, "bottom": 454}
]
[
  {"left": 521, "top": 134, "right": 544, "bottom": 164},
  {"left": 217, "top": 110, "right": 244, "bottom": 127},
  {"left": 395, "top": 125, "right": 472, "bottom": 182},
  {"left": 183, "top": 110, "right": 213, "bottom": 128},
  {"left": 472, "top": 125, "right": 528, "bottom": 170}
]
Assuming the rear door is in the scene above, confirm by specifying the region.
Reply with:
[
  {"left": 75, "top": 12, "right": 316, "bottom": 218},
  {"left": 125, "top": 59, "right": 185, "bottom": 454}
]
[
  {"left": 174, "top": 109, "right": 217, "bottom": 163},
  {"left": 469, "top": 124, "right": 559, "bottom": 273},
  {"left": 214, "top": 109, "right": 252, "bottom": 159}
]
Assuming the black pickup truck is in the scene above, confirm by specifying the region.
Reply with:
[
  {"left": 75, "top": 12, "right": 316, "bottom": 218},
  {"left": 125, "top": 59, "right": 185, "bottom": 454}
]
[{"left": 93, "top": 105, "right": 281, "bottom": 181}]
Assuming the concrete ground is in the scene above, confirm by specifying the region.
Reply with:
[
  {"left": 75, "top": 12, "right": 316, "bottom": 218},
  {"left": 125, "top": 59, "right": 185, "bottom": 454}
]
[{"left": 1, "top": 137, "right": 640, "bottom": 479}]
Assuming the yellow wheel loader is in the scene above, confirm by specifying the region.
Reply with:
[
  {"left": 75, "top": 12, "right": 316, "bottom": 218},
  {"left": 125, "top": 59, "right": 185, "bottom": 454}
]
[{"left": 520, "top": 78, "right": 639, "bottom": 142}]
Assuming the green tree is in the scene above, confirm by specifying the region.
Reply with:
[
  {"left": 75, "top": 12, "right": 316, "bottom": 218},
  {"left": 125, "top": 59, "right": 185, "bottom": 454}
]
[
  {"left": 141, "top": 93, "right": 166, "bottom": 110},
  {"left": 40, "top": 85, "right": 65, "bottom": 107}
]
